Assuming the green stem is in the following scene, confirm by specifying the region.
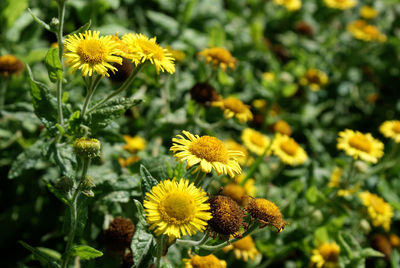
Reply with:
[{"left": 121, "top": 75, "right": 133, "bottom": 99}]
[
  {"left": 87, "top": 64, "right": 144, "bottom": 114},
  {"left": 199, "top": 222, "right": 259, "bottom": 251},
  {"left": 60, "top": 157, "right": 90, "bottom": 268},
  {"left": 56, "top": 1, "right": 66, "bottom": 125},
  {"left": 154, "top": 235, "right": 166, "bottom": 268},
  {"left": 346, "top": 157, "right": 355, "bottom": 183},
  {"left": 81, "top": 75, "right": 101, "bottom": 119},
  {"left": 176, "top": 233, "right": 209, "bottom": 247},
  {"left": 194, "top": 171, "right": 207, "bottom": 187},
  {"left": 240, "top": 135, "right": 275, "bottom": 186},
  {"left": 0, "top": 79, "right": 8, "bottom": 113}
]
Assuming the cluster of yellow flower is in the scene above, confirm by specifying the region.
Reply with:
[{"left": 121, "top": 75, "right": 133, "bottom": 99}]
[{"left": 63, "top": 30, "right": 175, "bottom": 77}]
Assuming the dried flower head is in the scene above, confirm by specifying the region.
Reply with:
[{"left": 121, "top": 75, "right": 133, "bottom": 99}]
[
  {"left": 246, "top": 197, "right": 286, "bottom": 232},
  {"left": 0, "top": 55, "right": 24, "bottom": 77},
  {"left": 190, "top": 82, "right": 221, "bottom": 105},
  {"left": 372, "top": 234, "right": 391, "bottom": 259},
  {"left": 104, "top": 217, "right": 135, "bottom": 255}
]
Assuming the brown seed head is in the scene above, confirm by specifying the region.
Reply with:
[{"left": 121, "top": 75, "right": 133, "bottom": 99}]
[
  {"left": 104, "top": 217, "right": 135, "bottom": 255},
  {"left": 190, "top": 82, "right": 221, "bottom": 105},
  {"left": 109, "top": 58, "right": 133, "bottom": 83},
  {"left": 208, "top": 195, "right": 243, "bottom": 237},
  {"left": 0, "top": 55, "right": 24, "bottom": 77},
  {"left": 372, "top": 234, "right": 391, "bottom": 259},
  {"left": 222, "top": 184, "right": 246, "bottom": 206},
  {"left": 246, "top": 198, "right": 286, "bottom": 232}
]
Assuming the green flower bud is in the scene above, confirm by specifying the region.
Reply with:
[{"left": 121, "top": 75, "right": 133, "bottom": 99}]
[
  {"left": 74, "top": 138, "right": 101, "bottom": 158},
  {"left": 49, "top": 18, "right": 59, "bottom": 32},
  {"left": 56, "top": 176, "right": 74, "bottom": 193},
  {"left": 82, "top": 175, "right": 95, "bottom": 189}
]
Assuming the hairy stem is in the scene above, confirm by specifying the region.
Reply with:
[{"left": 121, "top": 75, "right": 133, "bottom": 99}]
[{"left": 56, "top": 1, "right": 66, "bottom": 125}]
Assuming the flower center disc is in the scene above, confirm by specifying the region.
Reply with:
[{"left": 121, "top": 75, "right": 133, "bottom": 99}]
[
  {"left": 250, "top": 132, "right": 266, "bottom": 147},
  {"left": 392, "top": 122, "right": 400, "bottom": 133},
  {"left": 77, "top": 40, "right": 107, "bottom": 65},
  {"left": 189, "top": 136, "right": 228, "bottom": 163},
  {"left": 223, "top": 97, "right": 247, "bottom": 113},
  {"left": 349, "top": 135, "right": 371, "bottom": 153},
  {"left": 280, "top": 140, "right": 299, "bottom": 156},
  {"left": 160, "top": 192, "right": 195, "bottom": 223},
  {"left": 319, "top": 245, "right": 339, "bottom": 262},
  {"left": 137, "top": 39, "right": 164, "bottom": 60}
]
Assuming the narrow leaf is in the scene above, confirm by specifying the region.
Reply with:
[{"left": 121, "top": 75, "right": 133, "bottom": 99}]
[
  {"left": 66, "top": 20, "right": 91, "bottom": 37},
  {"left": 71, "top": 245, "right": 103, "bottom": 260},
  {"left": 27, "top": 8, "right": 51, "bottom": 31},
  {"left": 19, "top": 241, "right": 60, "bottom": 267}
]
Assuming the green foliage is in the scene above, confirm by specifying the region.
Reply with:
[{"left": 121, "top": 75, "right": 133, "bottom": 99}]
[
  {"left": 71, "top": 245, "right": 103, "bottom": 260},
  {"left": 44, "top": 48, "right": 63, "bottom": 83}
]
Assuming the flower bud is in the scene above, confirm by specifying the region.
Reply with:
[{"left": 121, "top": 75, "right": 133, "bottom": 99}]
[
  {"left": 82, "top": 175, "right": 95, "bottom": 189},
  {"left": 73, "top": 138, "right": 101, "bottom": 158},
  {"left": 50, "top": 18, "right": 59, "bottom": 32}
]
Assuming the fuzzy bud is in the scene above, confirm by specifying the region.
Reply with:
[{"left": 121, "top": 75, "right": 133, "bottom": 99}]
[
  {"left": 73, "top": 138, "right": 101, "bottom": 158},
  {"left": 82, "top": 175, "right": 95, "bottom": 189},
  {"left": 55, "top": 176, "right": 74, "bottom": 193}
]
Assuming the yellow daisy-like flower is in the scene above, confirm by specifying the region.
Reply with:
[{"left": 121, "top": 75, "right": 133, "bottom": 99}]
[
  {"left": 212, "top": 97, "right": 253, "bottom": 123},
  {"left": 223, "top": 236, "right": 260, "bottom": 261},
  {"left": 379, "top": 120, "right": 400, "bottom": 143},
  {"left": 323, "top": 0, "right": 356, "bottom": 9},
  {"left": 273, "top": 0, "right": 302, "bottom": 11},
  {"left": 198, "top": 47, "right": 237, "bottom": 71},
  {"left": 224, "top": 139, "right": 253, "bottom": 167},
  {"left": 122, "top": 33, "right": 175, "bottom": 74},
  {"left": 360, "top": 6, "right": 378, "bottom": 19},
  {"left": 143, "top": 178, "right": 212, "bottom": 238},
  {"left": 271, "top": 133, "right": 308, "bottom": 166},
  {"left": 183, "top": 254, "right": 226, "bottom": 268},
  {"left": 347, "top": 20, "right": 386, "bottom": 43},
  {"left": 328, "top": 167, "right": 342, "bottom": 188},
  {"left": 262, "top": 72, "right": 275, "bottom": 82},
  {"left": 359, "top": 191, "right": 393, "bottom": 231},
  {"left": 300, "top": 69, "right": 328, "bottom": 92},
  {"left": 170, "top": 131, "right": 243, "bottom": 178},
  {"left": 122, "top": 135, "right": 146, "bottom": 153},
  {"left": 118, "top": 155, "right": 140, "bottom": 167},
  {"left": 337, "top": 129, "right": 384, "bottom": 163},
  {"left": 310, "top": 242, "right": 340, "bottom": 268},
  {"left": 272, "top": 120, "right": 292, "bottom": 136},
  {"left": 63, "top": 30, "right": 123, "bottom": 77},
  {"left": 0, "top": 55, "right": 24, "bottom": 77},
  {"left": 166, "top": 46, "right": 186, "bottom": 62},
  {"left": 241, "top": 128, "right": 271, "bottom": 156}
]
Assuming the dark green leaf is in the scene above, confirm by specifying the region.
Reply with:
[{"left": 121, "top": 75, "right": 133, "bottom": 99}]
[
  {"left": 140, "top": 164, "right": 159, "bottom": 197},
  {"left": 89, "top": 97, "right": 141, "bottom": 133},
  {"left": 71, "top": 245, "right": 103, "bottom": 260},
  {"left": 132, "top": 200, "right": 154, "bottom": 268},
  {"left": 45, "top": 48, "right": 63, "bottom": 83},
  {"left": 19, "top": 241, "right": 60, "bottom": 267},
  {"left": 66, "top": 20, "right": 91, "bottom": 36},
  {"left": 360, "top": 248, "right": 384, "bottom": 258},
  {"left": 8, "top": 140, "right": 45, "bottom": 179},
  {"left": 26, "top": 65, "right": 58, "bottom": 128}
]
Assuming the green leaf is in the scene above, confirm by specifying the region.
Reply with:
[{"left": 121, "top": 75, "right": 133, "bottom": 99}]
[
  {"left": 360, "top": 248, "right": 384, "bottom": 258},
  {"left": 27, "top": 8, "right": 51, "bottom": 31},
  {"left": 146, "top": 10, "right": 179, "bottom": 35},
  {"left": 8, "top": 140, "right": 45, "bottom": 179},
  {"left": 140, "top": 164, "right": 159, "bottom": 197},
  {"left": 66, "top": 20, "right": 92, "bottom": 37},
  {"left": 132, "top": 200, "right": 154, "bottom": 268},
  {"left": 306, "top": 185, "right": 319, "bottom": 204},
  {"left": 26, "top": 65, "right": 58, "bottom": 128},
  {"left": 45, "top": 48, "right": 63, "bottom": 83},
  {"left": 19, "top": 241, "right": 60, "bottom": 267},
  {"left": 89, "top": 97, "right": 141, "bottom": 133},
  {"left": 3, "top": 0, "right": 28, "bottom": 28},
  {"left": 71, "top": 245, "right": 103, "bottom": 260}
]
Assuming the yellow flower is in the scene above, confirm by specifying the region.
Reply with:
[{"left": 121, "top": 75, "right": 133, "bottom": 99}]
[
  {"left": 183, "top": 254, "right": 226, "bottom": 268},
  {"left": 212, "top": 97, "right": 253, "bottom": 123},
  {"left": 198, "top": 47, "right": 237, "bottom": 71},
  {"left": 235, "top": 174, "right": 256, "bottom": 197},
  {"left": 143, "top": 178, "right": 212, "bottom": 238},
  {"left": 337, "top": 183, "right": 360, "bottom": 197},
  {"left": 272, "top": 120, "right": 292, "bottom": 136},
  {"left": 241, "top": 128, "right": 271, "bottom": 156},
  {"left": 359, "top": 191, "right": 393, "bottom": 231},
  {"left": 271, "top": 133, "right": 308, "bottom": 166},
  {"left": 337, "top": 129, "right": 384, "bottom": 163},
  {"left": 224, "top": 139, "right": 253, "bottom": 167},
  {"left": 262, "top": 72, "right": 275, "bottom": 81},
  {"left": 0, "top": 55, "right": 24, "bottom": 77},
  {"left": 122, "top": 33, "right": 175, "bottom": 74},
  {"left": 360, "top": 6, "right": 378, "bottom": 19},
  {"left": 252, "top": 99, "right": 267, "bottom": 110},
  {"left": 310, "top": 242, "right": 340, "bottom": 268},
  {"left": 379, "top": 120, "right": 400, "bottom": 143},
  {"left": 122, "top": 135, "right": 146, "bottom": 153},
  {"left": 63, "top": 30, "right": 123, "bottom": 77},
  {"left": 347, "top": 20, "right": 386, "bottom": 42},
  {"left": 328, "top": 167, "right": 342, "bottom": 188},
  {"left": 273, "top": 0, "right": 302, "bottom": 11},
  {"left": 300, "top": 69, "right": 328, "bottom": 92},
  {"left": 323, "top": 0, "right": 356, "bottom": 9},
  {"left": 170, "top": 131, "right": 243, "bottom": 177},
  {"left": 223, "top": 236, "right": 260, "bottom": 261},
  {"left": 166, "top": 46, "right": 186, "bottom": 62},
  {"left": 118, "top": 156, "right": 140, "bottom": 167}
]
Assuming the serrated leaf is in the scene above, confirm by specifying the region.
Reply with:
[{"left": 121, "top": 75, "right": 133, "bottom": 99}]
[
  {"left": 46, "top": 183, "right": 69, "bottom": 205},
  {"left": 26, "top": 65, "right": 58, "bottom": 127},
  {"left": 19, "top": 241, "right": 60, "bottom": 267},
  {"left": 140, "top": 164, "right": 159, "bottom": 197},
  {"left": 45, "top": 48, "right": 63, "bottom": 83},
  {"left": 132, "top": 200, "right": 154, "bottom": 268},
  {"left": 89, "top": 97, "right": 141, "bottom": 133},
  {"left": 8, "top": 140, "right": 45, "bottom": 179},
  {"left": 71, "top": 245, "right": 103, "bottom": 260}
]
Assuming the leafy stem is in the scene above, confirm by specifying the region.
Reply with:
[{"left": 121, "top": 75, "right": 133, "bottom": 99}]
[
  {"left": 176, "top": 233, "right": 209, "bottom": 247},
  {"left": 87, "top": 63, "right": 144, "bottom": 114},
  {"left": 154, "top": 235, "right": 166, "bottom": 268},
  {"left": 81, "top": 75, "right": 102, "bottom": 120},
  {"left": 60, "top": 157, "right": 90, "bottom": 268}
]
